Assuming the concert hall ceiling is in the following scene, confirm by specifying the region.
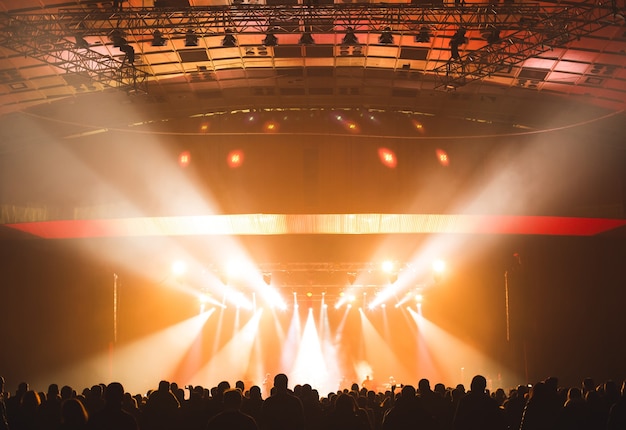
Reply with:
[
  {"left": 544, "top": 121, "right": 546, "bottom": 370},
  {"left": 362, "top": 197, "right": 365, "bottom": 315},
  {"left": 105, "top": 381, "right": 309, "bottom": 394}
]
[{"left": 0, "top": 0, "right": 625, "bottom": 240}]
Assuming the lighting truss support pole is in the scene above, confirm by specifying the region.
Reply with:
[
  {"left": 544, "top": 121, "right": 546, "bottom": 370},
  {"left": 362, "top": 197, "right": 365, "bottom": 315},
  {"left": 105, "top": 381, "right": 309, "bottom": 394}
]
[
  {"left": 109, "top": 272, "right": 119, "bottom": 382},
  {"left": 504, "top": 270, "right": 510, "bottom": 342}
]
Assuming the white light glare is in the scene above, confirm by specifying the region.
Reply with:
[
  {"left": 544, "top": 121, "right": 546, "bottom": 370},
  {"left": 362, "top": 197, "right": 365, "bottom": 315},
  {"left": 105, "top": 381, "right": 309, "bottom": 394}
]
[
  {"left": 432, "top": 259, "right": 446, "bottom": 274},
  {"left": 171, "top": 260, "right": 188, "bottom": 277},
  {"left": 225, "top": 260, "right": 253, "bottom": 278},
  {"left": 381, "top": 260, "right": 395, "bottom": 273}
]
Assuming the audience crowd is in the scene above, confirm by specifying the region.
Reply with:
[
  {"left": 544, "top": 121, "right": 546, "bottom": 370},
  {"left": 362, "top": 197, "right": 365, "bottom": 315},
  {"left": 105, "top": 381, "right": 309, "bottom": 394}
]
[{"left": 1, "top": 373, "right": 625, "bottom": 430}]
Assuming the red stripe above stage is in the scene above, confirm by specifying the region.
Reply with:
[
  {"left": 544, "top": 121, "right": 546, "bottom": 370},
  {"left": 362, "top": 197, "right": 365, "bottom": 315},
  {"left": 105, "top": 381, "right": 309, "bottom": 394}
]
[{"left": 4, "top": 214, "right": 626, "bottom": 239}]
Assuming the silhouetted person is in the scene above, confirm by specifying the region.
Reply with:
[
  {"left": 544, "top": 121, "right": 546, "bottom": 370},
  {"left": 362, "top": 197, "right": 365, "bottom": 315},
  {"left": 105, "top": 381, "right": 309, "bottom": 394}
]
[
  {"left": 449, "top": 28, "right": 467, "bottom": 60},
  {"left": 58, "top": 398, "right": 88, "bottom": 430},
  {"left": 241, "top": 386, "right": 263, "bottom": 424},
  {"left": 83, "top": 386, "right": 104, "bottom": 417},
  {"left": 143, "top": 381, "right": 180, "bottom": 430},
  {"left": 418, "top": 378, "right": 452, "bottom": 430},
  {"left": 206, "top": 381, "right": 231, "bottom": 420},
  {"left": 520, "top": 381, "right": 558, "bottom": 430},
  {"left": 453, "top": 375, "right": 505, "bottom": 430},
  {"left": 260, "top": 374, "right": 305, "bottom": 430},
  {"left": 14, "top": 390, "right": 43, "bottom": 430},
  {"left": 582, "top": 377, "right": 596, "bottom": 397},
  {"left": 324, "top": 393, "right": 371, "bottom": 430},
  {"left": 382, "top": 385, "right": 436, "bottom": 430},
  {"left": 502, "top": 385, "right": 528, "bottom": 430},
  {"left": 6, "top": 382, "right": 28, "bottom": 428},
  {"left": 180, "top": 386, "right": 209, "bottom": 430},
  {"left": 298, "top": 384, "right": 322, "bottom": 430},
  {"left": 88, "top": 382, "right": 138, "bottom": 430},
  {"left": 206, "top": 388, "right": 258, "bottom": 430},
  {"left": 362, "top": 377, "right": 374, "bottom": 392},
  {"left": 607, "top": 380, "right": 626, "bottom": 430},
  {"left": 59, "top": 387, "right": 73, "bottom": 403},
  {"left": 0, "top": 377, "right": 9, "bottom": 430},
  {"left": 556, "top": 387, "right": 589, "bottom": 430},
  {"left": 39, "top": 384, "right": 62, "bottom": 430}
]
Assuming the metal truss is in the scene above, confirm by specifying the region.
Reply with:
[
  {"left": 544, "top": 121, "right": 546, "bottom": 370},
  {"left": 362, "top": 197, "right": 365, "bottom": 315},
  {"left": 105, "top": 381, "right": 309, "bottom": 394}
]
[
  {"left": 432, "top": 1, "right": 620, "bottom": 89},
  {"left": 0, "top": 1, "right": 619, "bottom": 92},
  {"left": 0, "top": 13, "right": 150, "bottom": 92},
  {"left": 208, "top": 261, "right": 428, "bottom": 289}
]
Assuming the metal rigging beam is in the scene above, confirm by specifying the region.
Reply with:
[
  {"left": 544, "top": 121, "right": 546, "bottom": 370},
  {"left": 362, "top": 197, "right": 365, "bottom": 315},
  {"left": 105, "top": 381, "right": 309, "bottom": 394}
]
[
  {"left": 0, "top": 2, "right": 619, "bottom": 93},
  {"left": 432, "top": 0, "right": 620, "bottom": 90},
  {"left": 0, "top": 13, "right": 150, "bottom": 93}
]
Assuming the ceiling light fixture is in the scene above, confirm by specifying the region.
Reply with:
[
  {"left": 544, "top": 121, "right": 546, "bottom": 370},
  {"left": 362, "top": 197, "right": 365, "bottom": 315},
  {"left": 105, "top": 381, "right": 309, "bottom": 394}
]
[
  {"left": 263, "top": 30, "right": 278, "bottom": 47},
  {"left": 151, "top": 30, "right": 166, "bottom": 46},
  {"left": 379, "top": 26, "right": 394, "bottom": 44},
  {"left": 415, "top": 25, "right": 432, "bottom": 43},
  {"left": 222, "top": 29, "right": 237, "bottom": 47},
  {"left": 299, "top": 31, "right": 315, "bottom": 45},
  {"left": 185, "top": 29, "right": 198, "bottom": 46},
  {"left": 342, "top": 27, "right": 359, "bottom": 45}
]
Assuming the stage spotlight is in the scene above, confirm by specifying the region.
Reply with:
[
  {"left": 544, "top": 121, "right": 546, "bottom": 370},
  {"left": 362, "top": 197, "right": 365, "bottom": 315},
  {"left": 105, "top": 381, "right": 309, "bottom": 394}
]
[
  {"left": 342, "top": 27, "right": 359, "bottom": 45},
  {"left": 378, "top": 147, "right": 397, "bottom": 168},
  {"left": 433, "top": 259, "right": 446, "bottom": 274},
  {"left": 381, "top": 260, "right": 395, "bottom": 273},
  {"left": 347, "top": 272, "right": 357, "bottom": 285},
  {"left": 152, "top": 30, "right": 166, "bottom": 46},
  {"left": 75, "top": 35, "right": 89, "bottom": 49},
  {"left": 415, "top": 26, "right": 432, "bottom": 43},
  {"left": 263, "top": 272, "right": 272, "bottom": 285},
  {"left": 379, "top": 27, "right": 394, "bottom": 44},
  {"left": 185, "top": 29, "right": 198, "bottom": 46},
  {"left": 299, "top": 32, "right": 315, "bottom": 45},
  {"left": 222, "top": 29, "right": 237, "bottom": 47},
  {"left": 178, "top": 150, "right": 191, "bottom": 168},
  {"left": 227, "top": 149, "right": 244, "bottom": 168},
  {"left": 436, "top": 148, "right": 449, "bottom": 166},
  {"left": 263, "top": 31, "right": 278, "bottom": 47},
  {"left": 171, "top": 260, "right": 188, "bottom": 277},
  {"left": 483, "top": 28, "right": 501, "bottom": 44}
]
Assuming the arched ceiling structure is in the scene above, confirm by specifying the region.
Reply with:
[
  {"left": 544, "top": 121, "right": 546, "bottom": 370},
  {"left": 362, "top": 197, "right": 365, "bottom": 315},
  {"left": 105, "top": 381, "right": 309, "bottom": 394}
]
[{"left": 0, "top": 0, "right": 625, "bottom": 240}]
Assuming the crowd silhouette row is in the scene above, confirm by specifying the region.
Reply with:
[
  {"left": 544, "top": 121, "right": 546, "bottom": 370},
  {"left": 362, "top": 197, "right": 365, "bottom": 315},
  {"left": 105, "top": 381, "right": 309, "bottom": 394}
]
[{"left": 1, "top": 373, "right": 625, "bottom": 430}]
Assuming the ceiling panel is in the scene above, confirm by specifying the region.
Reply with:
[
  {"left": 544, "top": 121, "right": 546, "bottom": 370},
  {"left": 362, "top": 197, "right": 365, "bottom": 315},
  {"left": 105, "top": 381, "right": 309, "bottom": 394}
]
[{"left": 0, "top": 0, "right": 622, "bottom": 115}]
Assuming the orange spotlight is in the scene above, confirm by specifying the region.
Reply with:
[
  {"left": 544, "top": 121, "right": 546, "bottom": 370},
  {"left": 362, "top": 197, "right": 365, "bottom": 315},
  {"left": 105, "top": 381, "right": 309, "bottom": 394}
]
[
  {"left": 377, "top": 147, "right": 397, "bottom": 168},
  {"left": 411, "top": 119, "right": 425, "bottom": 134},
  {"left": 227, "top": 150, "right": 244, "bottom": 168},
  {"left": 264, "top": 121, "right": 279, "bottom": 132},
  {"left": 436, "top": 149, "right": 450, "bottom": 167},
  {"left": 200, "top": 122, "right": 210, "bottom": 132},
  {"left": 306, "top": 292, "right": 313, "bottom": 298},
  {"left": 178, "top": 151, "right": 191, "bottom": 168},
  {"left": 345, "top": 121, "right": 359, "bottom": 132}
]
